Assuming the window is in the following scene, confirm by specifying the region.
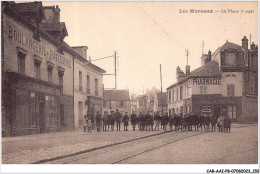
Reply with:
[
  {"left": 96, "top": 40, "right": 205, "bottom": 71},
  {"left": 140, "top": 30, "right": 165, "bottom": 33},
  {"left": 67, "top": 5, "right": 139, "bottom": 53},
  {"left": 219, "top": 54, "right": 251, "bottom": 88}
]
[
  {"left": 87, "top": 75, "right": 90, "bottom": 94},
  {"left": 18, "top": 52, "right": 26, "bottom": 75},
  {"left": 79, "top": 71, "right": 82, "bottom": 91},
  {"left": 168, "top": 91, "right": 172, "bottom": 103},
  {"left": 249, "top": 76, "right": 256, "bottom": 95},
  {"left": 118, "top": 101, "right": 124, "bottom": 108},
  {"left": 227, "top": 84, "right": 235, "bottom": 96},
  {"left": 172, "top": 89, "right": 174, "bottom": 102},
  {"left": 176, "top": 88, "right": 179, "bottom": 101},
  {"left": 48, "top": 68, "right": 53, "bottom": 83},
  {"left": 34, "top": 62, "right": 41, "bottom": 79},
  {"left": 180, "top": 86, "right": 183, "bottom": 100},
  {"left": 95, "top": 78, "right": 98, "bottom": 96},
  {"left": 225, "top": 52, "right": 236, "bottom": 65},
  {"left": 200, "top": 86, "right": 207, "bottom": 94}
]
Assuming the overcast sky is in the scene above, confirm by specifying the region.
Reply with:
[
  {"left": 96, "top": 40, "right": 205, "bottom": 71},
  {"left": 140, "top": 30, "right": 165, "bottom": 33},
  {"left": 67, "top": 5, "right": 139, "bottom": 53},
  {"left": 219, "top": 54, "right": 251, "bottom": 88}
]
[{"left": 42, "top": 1, "right": 258, "bottom": 94}]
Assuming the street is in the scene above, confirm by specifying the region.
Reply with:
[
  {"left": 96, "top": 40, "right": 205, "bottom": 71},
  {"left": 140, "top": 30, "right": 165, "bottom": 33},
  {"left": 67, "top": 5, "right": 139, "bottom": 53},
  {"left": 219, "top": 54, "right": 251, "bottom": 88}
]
[{"left": 2, "top": 124, "right": 257, "bottom": 164}]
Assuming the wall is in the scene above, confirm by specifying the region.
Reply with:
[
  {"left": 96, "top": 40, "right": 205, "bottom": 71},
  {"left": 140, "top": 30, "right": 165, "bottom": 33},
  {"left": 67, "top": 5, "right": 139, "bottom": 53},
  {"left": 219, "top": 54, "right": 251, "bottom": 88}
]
[
  {"left": 3, "top": 14, "right": 74, "bottom": 97},
  {"left": 220, "top": 72, "right": 243, "bottom": 97}
]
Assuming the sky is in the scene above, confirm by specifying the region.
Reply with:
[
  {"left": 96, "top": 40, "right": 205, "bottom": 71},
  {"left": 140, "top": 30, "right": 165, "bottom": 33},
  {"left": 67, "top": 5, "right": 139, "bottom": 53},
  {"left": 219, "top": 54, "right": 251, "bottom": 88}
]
[{"left": 42, "top": 1, "right": 258, "bottom": 94}]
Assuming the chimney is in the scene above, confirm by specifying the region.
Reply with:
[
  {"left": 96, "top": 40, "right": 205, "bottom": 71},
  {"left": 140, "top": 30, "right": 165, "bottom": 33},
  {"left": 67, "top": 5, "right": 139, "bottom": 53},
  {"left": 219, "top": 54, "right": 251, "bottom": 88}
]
[
  {"left": 242, "top": 36, "right": 248, "bottom": 50},
  {"left": 185, "top": 65, "right": 190, "bottom": 77},
  {"left": 205, "top": 50, "right": 211, "bottom": 64},
  {"left": 251, "top": 42, "right": 256, "bottom": 50},
  {"left": 53, "top": 5, "right": 60, "bottom": 23}
]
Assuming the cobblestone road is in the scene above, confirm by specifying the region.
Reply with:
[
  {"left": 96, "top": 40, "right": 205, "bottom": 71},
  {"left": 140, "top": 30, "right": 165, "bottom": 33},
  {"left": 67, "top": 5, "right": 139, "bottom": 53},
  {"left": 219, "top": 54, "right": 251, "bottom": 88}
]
[{"left": 2, "top": 124, "right": 257, "bottom": 164}]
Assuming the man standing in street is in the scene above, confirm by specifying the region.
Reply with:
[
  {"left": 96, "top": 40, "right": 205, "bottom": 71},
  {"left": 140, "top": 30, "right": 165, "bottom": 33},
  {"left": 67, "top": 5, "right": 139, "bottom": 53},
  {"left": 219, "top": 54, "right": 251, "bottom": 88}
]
[
  {"left": 110, "top": 111, "right": 115, "bottom": 131},
  {"left": 96, "top": 111, "right": 102, "bottom": 132},
  {"left": 103, "top": 111, "right": 108, "bottom": 131},
  {"left": 154, "top": 111, "right": 161, "bottom": 131},
  {"left": 123, "top": 112, "right": 130, "bottom": 131},
  {"left": 130, "top": 111, "right": 138, "bottom": 131},
  {"left": 115, "top": 109, "right": 123, "bottom": 131},
  {"left": 210, "top": 114, "right": 216, "bottom": 132}
]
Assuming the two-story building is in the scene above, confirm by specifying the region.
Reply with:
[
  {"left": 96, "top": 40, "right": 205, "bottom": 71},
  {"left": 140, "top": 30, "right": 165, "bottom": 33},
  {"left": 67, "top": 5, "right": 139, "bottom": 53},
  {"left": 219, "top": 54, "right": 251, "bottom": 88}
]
[
  {"left": 166, "top": 36, "right": 258, "bottom": 122},
  {"left": 103, "top": 90, "right": 131, "bottom": 114},
  {"left": 73, "top": 46, "right": 106, "bottom": 130}
]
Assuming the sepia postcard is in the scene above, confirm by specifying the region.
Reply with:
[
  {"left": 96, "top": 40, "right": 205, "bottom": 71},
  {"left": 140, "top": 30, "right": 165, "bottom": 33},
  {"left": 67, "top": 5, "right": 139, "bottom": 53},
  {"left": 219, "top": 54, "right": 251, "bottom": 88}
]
[{"left": 1, "top": 1, "right": 258, "bottom": 174}]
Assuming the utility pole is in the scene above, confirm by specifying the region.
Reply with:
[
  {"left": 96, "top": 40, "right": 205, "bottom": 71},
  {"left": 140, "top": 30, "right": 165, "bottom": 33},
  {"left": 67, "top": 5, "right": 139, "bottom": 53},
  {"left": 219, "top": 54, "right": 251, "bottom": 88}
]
[
  {"left": 114, "top": 51, "right": 117, "bottom": 89},
  {"left": 185, "top": 49, "right": 189, "bottom": 65},
  {"left": 202, "top": 41, "right": 204, "bottom": 55},
  {"left": 160, "top": 64, "right": 163, "bottom": 115}
]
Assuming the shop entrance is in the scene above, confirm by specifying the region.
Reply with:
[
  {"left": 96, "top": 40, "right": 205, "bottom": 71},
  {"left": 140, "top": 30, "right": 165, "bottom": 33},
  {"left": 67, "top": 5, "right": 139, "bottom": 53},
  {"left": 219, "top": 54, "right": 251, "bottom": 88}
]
[
  {"left": 228, "top": 105, "right": 237, "bottom": 121},
  {"left": 36, "top": 93, "right": 45, "bottom": 133}
]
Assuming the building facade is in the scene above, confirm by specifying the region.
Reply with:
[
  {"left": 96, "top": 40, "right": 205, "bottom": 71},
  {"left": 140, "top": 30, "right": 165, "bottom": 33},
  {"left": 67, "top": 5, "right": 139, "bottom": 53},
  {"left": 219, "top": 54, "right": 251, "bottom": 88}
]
[
  {"left": 73, "top": 46, "right": 105, "bottom": 130},
  {"left": 166, "top": 36, "right": 258, "bottom": 122},
  {"left": 103, "top": 90, "right": 131, "bottom": 114},
  {"left": 1, "top": 2, "right": 106, "bottom": 136}
]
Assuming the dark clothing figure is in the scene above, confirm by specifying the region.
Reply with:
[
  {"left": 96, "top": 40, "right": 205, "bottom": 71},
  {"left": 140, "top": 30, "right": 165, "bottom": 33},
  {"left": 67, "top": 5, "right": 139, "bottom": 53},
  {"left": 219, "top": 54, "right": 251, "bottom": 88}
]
[
  {"left": 161, "top": 114, "right": 169, "bottom": 131},
  {"left": 130, "top": 114, "right": 138, "bottom": 131},
  {"left": 96, "top": 113, "right": 102, "bottom": 132},
  {"left": 169, "top": 115, "right": 174, "bottom": 131},
  {"left": 110, "top": 113, "right": 115, "bottom": 131},
  {"left": 103, "top": 114, "right": 108, "bottom": 131},
  {"left": 144, "top": 114, "right": 150, "bottom": 131},
  {"left": 122, "top": 114, "right": 129, "bottom": 131},
  {"left": 154, "top": 113, "right": 161, "bottom": 131},
  {"left": 115, "top": 111, "right": 123, "bottom": 131},
  {"left": 149, "top": 115, "right": 154, "bottom": 131},
  {"left": 140, "top": 114, "right": 145, "bottom": 131},
  {"left": 210, "top": 116, "right": 217, "bottom": 132}
]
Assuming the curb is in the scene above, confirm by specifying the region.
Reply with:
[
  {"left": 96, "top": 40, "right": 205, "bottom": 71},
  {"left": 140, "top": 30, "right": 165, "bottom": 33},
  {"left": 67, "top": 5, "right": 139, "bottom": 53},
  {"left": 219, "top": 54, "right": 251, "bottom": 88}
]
[{"left": 31, "top": 130, "right": 171, "bottom": 164}]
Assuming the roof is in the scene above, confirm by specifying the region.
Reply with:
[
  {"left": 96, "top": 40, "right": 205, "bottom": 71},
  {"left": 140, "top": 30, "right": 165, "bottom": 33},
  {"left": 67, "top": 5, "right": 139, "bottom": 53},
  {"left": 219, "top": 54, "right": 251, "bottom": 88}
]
[
  {"left": 157, "top": 92, "right": 167, "bottom": 106},
  {"left": 41, "top": 22, "right": 68, "bottom": 36},
  {"left": 221, "top": 42, "right": 242, "bottom": 50},
  {"left": 10, "top": 2, "right": 42, "bottom": 13},
  {"left": 104, "top": 90, "right": 130, "bottom": 101},
  {"left": 87, "top": 63, "right": 106, "bottom": 73},
  {"left": 167, "top": 60, "right": 220, "bottom": 89}
]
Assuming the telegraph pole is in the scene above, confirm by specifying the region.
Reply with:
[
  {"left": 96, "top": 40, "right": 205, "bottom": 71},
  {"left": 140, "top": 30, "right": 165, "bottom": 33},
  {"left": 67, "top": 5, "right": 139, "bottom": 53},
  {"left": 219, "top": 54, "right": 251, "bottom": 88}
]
[
  {"left": 114, "top": 51, "right": 117, "bottom": 89},
  {"left": 160, "top": 64, "right": 163, "bottom": 115},
  {"left": 185, "top": 49, "right": 189, "bottom": 65}
]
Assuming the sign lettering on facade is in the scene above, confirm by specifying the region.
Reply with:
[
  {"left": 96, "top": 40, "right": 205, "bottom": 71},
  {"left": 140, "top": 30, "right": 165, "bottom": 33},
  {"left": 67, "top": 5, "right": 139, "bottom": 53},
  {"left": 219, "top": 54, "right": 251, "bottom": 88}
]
[
  {"left": 193, "top": 78, "right": 220, "bottom": 85},
  {"left": 7, "top": 25, "right": 71, "bottom": 68}
]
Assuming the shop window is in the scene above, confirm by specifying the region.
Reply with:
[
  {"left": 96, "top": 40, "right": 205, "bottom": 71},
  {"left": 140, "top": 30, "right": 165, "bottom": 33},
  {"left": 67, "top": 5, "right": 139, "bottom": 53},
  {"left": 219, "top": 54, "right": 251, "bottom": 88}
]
[
  {"left": 15, "top": 89, "right": 30, "bottom": 129},
  {"left": 200, "top": 86, "right": 207, "bottom": 94},
  {"left": 227, "top": 84, "right": 235, "bottom": 96},
  {"left": 30, "top": 92, "right": 36, "bottom": 127}
]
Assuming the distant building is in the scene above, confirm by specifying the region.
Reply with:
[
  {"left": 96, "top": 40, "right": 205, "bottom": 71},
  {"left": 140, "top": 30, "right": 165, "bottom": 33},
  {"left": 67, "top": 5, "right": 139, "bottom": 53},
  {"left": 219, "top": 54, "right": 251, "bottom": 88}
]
[
  {"left": 103, "top": 90, "right": 131, "bottom": 114},
  {"left": 137, "top": 87, "right": 167, "bottom": 115},
  {"left": 166, "top": 36, "right": 258, "bottom": 122}
]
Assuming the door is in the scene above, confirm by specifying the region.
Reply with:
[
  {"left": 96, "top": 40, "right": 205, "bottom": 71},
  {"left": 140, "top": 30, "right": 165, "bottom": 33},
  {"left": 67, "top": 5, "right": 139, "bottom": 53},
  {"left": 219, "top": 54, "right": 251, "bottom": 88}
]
[
  {"left": 39, "top": 101, "right": 45, "bottom": 133},
  {"left": 228, "top": 106, "right": 237, "bottom": 122},
  {"left": 78, "top": 102, "right": 83, "bottom": 126}
]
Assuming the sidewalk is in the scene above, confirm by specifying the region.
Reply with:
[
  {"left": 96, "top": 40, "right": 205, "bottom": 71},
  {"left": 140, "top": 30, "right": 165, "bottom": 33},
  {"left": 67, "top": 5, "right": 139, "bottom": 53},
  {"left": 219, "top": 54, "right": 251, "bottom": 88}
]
[{"left": 2, "top": 123, "right": 257, "bottom": 164}]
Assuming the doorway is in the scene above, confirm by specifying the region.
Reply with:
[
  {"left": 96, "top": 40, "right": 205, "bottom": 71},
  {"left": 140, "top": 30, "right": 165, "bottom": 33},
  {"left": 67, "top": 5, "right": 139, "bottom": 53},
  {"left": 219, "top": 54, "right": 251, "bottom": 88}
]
[{"left": 228, "top": 105, "right": 237, "bottom": 122}]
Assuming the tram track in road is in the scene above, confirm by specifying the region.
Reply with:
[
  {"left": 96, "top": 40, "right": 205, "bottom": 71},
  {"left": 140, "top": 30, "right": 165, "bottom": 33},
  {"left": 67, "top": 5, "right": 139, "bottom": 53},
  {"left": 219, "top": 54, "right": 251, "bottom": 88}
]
[
  {"left": 34, "top": 124, "right": 254, "bottom": 164},
  {"left": 47, "top": 131, "right": 206, "bottom": 164}
]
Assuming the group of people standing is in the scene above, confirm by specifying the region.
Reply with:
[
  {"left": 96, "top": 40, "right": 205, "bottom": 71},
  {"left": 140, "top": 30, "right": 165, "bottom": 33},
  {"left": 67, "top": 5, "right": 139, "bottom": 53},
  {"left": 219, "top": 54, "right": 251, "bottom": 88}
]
[{"left": 83, "top": 109, "right": 232, "bottom": 133}]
